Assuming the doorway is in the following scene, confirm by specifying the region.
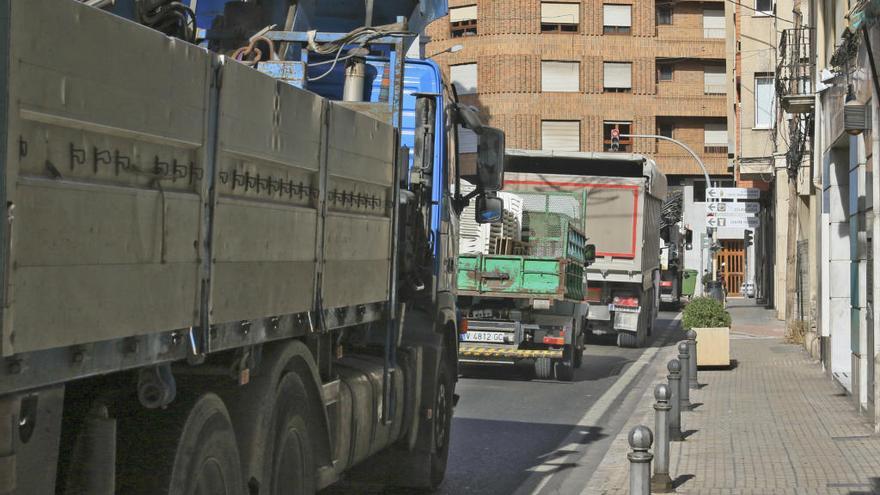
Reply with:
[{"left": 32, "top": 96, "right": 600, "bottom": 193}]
[{"left": 718, "top": 239, "right": 745, "bottom": 295}]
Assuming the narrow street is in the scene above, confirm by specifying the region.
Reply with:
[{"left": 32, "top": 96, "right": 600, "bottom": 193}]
[{"left": 439, "top": 311, "right": 684, "bottom": 494}]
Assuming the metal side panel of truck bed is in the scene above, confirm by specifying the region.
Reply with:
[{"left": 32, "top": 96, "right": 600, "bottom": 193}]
[
  {"left": 457, "top": 254, "right": 584, "bottom": 300},
  {"left": 0, "top": 0, "right": 394, "bottom": 356}
]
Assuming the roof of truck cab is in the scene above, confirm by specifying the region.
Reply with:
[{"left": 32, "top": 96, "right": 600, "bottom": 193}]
[{"left": 505, "top": 149, "right": 667, "bottom": 200}]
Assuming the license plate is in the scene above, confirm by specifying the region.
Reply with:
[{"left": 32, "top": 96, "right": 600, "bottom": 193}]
[{"left": 463, "top": 331, "right": 507, "bottom": 343}]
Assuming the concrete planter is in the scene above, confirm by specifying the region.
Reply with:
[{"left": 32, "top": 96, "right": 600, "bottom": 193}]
[{"left": 692, "top": 327, "right": 730, "bottom": 367}]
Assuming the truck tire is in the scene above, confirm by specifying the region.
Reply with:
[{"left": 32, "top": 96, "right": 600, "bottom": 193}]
[
  {"left": 554, "top": 360, "right": 574, "bottom": 382},
  {"left": 617, "top": 331, "right": 638, "bottom": 348},
  {"left": 262, "top": 373, "right": 317, "bottom": 495},
  {"left": 117, "top": 392, "right": 244, "bottom": 495},
  {"left": 574, "top": 347, "right": 584, "bottom": 369},
  {"left": 430, "top": 353, "right": 455, "bottom": 488},
  {"left": 534, "top": 357, "right": 554, "bottom": 380}
]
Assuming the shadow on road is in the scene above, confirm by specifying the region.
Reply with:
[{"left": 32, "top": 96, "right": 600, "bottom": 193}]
[
  {"left": 460, "top": 354, "right": 634, "bottom": 384},
  {"left": 438, "top": 417, "right": 608, "bottom": 494}
]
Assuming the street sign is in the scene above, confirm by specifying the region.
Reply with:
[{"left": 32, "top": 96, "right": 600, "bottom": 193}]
[
  {"left": 705, "top": 215, "right": 760, "bottom": 229},
  {"left": 706, "top": 187, "right": 760, "bottom": 200},
  {"left": 705, "top": 202, "right": 760, "bottom": 215}
]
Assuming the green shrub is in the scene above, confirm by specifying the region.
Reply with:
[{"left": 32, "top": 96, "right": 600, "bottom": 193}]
[{"left": 682, "top": 297, "right": 731, "bottom": 329}]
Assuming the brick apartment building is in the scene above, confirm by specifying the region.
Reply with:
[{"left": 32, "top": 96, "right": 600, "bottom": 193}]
[{"left": 424, "top": 0, "right": 730, "bottom": 180}]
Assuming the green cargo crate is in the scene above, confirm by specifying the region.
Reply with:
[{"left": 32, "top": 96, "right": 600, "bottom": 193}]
[
  {"left": 522, "top": 211, "right": 587, "bottom": 263},
  {"left": 457, "top": 254, "right": 585, "bottom": 300}
]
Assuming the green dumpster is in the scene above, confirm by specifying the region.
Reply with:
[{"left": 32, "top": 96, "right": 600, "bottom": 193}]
[{"left": 681, "top": 269, "right": 698, "bottom": 298}]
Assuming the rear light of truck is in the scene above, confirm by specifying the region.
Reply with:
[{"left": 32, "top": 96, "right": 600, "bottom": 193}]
[
  {"left": 459, "top": 318, "right": 468, "bottom": 334},
  {"left": 613, "top": 296, "right": 639, "bottom": 307},
  {"left": 542, "top": 336, "right": 565, "bottom": 346},
  {"left": 659, "top": 281, "right": 672, "bottom": 288}
]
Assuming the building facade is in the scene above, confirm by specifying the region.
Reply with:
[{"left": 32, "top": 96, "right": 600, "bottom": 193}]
[
  {"left": 797, "top": 0, "right": 880, "bottom": 424},
  {"left": 424, "top": 0, "right": 729, "bottom": 177}
]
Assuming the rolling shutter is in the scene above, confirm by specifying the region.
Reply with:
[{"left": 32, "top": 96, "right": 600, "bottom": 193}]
[
  {"left": 603, "top": 62, "right": 632, "bottom": 89},
  {"left": 450, "top": 5, "right": 477, "bottom": 22},
  {"left": 603, "top": 4, "right": 631, "bottom": 27},
  {"left": 704, "top": 123, "right": 728, "bottom": 145},
  {"left": 450, "top": 63, "right": 477, "bottom": 95},
  {"left": 541, "top": 121, "right": 580, "bottom": 151},
  {"left": 542, "top": 61, "right": 580, "bottom": 92},
  {"left": 703, "top": 9, "right": 724, "bottom": 38},
  {"left": 703, "top": 65, "right": 726, "bottom": 94},
  {"left": 541, "top": 2, "right": 580, "bottom": 24}
]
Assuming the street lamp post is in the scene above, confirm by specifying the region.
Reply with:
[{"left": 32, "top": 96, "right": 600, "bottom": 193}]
[
  {"left": 426, "top": 43, "right": 463, "bottom": 58},
  {"left": 620, "top": 134, "right": 717, "bottom": 291}
]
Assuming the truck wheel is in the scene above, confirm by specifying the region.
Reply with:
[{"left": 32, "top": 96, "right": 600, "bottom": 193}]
[
  {"left": 574, "top": 347, "right": 584, "bottom": 369},
  {"left": 617, "top": 332, "right": 638, "bottom": 348},
  {"left": 534, "top": 357, "right": 554, "bottom": 380},
  {"left": 430, "top": 354, "right": 455, "bottom": 488},
  {"left": 117, "top": 392, "right": 244, "bottom": 495},
  {"left": 554, "top": 360, "right": 574, "bottom": 382},
  {"left": 264, "top": 373, "right": 316, "bottom": 495}
]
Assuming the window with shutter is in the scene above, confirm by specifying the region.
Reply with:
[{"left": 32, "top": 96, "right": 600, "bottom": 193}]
[
  {"left": 703, "top": 65, "right": 726, "bottom": 94},
  {"left": 542, "top": 61, "right": 580, "bottom": 92},
  {"left": 541, "top": 121, "right": 580, "bottom": 151},
  {"left": 754, "top": 73, "right": 775, "bottom": 128},
  {"left": 450, "top": 5, "right": 477, "bottom": 37},
  {"left": 656, "top": 4, "right": 672, "bottom": 25},
  {"left": 703, "top": 9, "right": 724, "bottom": 38},
  {"left": 603, "top": 62, "right": 632, "bottom": 92},
  {"left": 541, "top": 2, "right": 580, "bottom": 32},
  {"left": 450, "top": 63, "right": 478, "bottom": 95},
  {"left": 603, "top": 4, "right": 631, "bottom": 34},
  {"left": 704, "top": 122, "right": 728, "bottom": 153}
]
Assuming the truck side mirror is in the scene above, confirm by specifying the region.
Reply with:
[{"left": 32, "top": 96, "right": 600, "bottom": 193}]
[
  {"left": 476, "top": 126, "right": 505, "bottom": 191},
  {"left": 475, "top": 193, "right": 503, "bottom": 224},
  {"left": 584, "top": 244, "right": 596, "bottom": 265}
]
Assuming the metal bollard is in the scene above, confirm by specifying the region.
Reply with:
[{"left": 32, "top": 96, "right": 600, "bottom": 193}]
[
  {"left": 651, "top": 384, "right": 673, "bottom": 492},
  {"left": 628, "top": 425, "right": 654, "bottom": 495},
  {"left": 677, "top": 342, "right": 691, "bottom": 410},
  {"left": 686, "top": 329, "right": 699, "bottom": 388},
  {"left": 667, "top": 359, "right": 682, "bottom": 441}
]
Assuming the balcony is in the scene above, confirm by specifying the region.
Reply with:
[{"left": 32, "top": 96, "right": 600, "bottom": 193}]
[{"left": 777, "top": 28, "right": 815, "bottom": 114}]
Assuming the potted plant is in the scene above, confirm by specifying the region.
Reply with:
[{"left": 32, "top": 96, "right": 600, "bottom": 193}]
[{"left": 682, "top": 297, "right": 732, "bottom": 367}]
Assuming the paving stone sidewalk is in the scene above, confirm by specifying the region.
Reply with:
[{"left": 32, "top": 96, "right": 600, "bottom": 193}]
[{"left": 584, "top": 305, "right": 880, "bottom": 495}]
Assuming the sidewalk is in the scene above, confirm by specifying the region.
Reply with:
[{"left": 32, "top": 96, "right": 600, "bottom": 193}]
[{"left": 585, "top": 301, "right": 880, "bottom": 495}]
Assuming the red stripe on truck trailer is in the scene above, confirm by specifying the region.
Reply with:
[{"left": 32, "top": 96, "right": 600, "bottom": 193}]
[{"left": 505, "top": 180, "right": 640, "bottom": 259}]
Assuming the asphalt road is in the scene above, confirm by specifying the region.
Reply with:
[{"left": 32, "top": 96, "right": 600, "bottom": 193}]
[
  {"left": 438, "top": 310, "right": 684, "bottom": 495},
  {"left": 321, "top": 310, "right": 684, "bottom": 494}
]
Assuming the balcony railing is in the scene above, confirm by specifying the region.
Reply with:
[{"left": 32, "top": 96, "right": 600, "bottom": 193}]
[{"left": 777, "top": 28, "right": 815, "bottom": 113}]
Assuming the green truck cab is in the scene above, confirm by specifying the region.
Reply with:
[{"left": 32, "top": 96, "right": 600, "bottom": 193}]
[{"left": 456, "top": 210, "right": 595, "bottom": 381}]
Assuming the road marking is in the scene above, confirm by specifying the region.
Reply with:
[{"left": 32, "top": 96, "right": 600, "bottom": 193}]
[{"left": 521, "top": 314, "right": 682, "bottom": 495}]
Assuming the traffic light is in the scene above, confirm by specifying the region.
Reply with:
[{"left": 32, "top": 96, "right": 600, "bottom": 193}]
[
  {"left": 744, "top": 230, "right": 753, "bottom": 247},
  {"left": 684, "top": 227, "right": 693, "bottom": 250},
  {"left": 610, "top": 128, "right": 620, "bottom": 151}
]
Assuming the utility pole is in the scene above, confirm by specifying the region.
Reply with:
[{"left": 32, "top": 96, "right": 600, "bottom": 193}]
[{"left": 621, "top": 134, "right": 716, "bottom": 290}]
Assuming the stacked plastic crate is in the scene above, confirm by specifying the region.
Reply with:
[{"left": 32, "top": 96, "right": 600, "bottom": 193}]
[
  {"left": 458, "top": 180, "right": 491, "bottom": 254},
  {"left": 488, "top": 192, "right": 523, "bottom": 254},
  {"left": 458, "top": 181, "right": 525, "bottom": 255}
]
